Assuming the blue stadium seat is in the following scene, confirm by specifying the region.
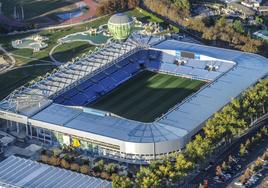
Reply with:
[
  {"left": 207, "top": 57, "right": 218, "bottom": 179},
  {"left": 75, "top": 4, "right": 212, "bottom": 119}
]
[
  {"left": 53, "top": 49, "right": 165, "bottom": 106},
  {"left": 78, "top": 81, "right": 94, "bottom": 90},
  {"left": 104, "top": 65, "right": 118, "bottom": 75}
]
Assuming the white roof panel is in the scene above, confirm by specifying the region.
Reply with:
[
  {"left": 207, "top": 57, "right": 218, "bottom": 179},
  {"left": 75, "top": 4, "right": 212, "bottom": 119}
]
[
  {"left": 15, "top": 39, "right": 268, "bottom": 145},
  {"left": 0, "top": 156, "right": 111, "bottom": 188}
]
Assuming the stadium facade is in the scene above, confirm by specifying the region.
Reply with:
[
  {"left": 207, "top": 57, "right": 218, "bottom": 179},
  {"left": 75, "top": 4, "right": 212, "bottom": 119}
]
[{"left": 0, "top": 35, "right": 268, "bottom": 163}]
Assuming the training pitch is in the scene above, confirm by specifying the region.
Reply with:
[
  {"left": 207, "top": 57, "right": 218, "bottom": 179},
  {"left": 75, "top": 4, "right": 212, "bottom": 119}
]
[{"left": 89, "top": 71, "right": 205, "bottom": 122}]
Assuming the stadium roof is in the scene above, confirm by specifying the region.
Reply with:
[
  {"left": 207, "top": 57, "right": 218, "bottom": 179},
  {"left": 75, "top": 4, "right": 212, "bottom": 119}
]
[
  {"left": 0, "top": 156, "right": 111, "bottom": 188},
  {"left": 154, "top": 40, "right": 268, "bottom": 133},
  {"left": 29, "top": 39, "right": 268, "bottom": 144},
  {"left": 31, "top": 103, "right": 188, "bottom": 143}
]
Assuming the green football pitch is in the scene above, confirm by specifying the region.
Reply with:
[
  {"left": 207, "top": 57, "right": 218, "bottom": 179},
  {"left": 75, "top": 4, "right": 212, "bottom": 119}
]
[{"left": 88, "top": 71, "right": 206, "bottom": 122}]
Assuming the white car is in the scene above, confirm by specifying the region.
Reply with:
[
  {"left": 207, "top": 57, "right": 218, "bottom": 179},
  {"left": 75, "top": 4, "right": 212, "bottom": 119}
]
[{"left": 234, "top": 181, "right": 243, "bottom": 186}]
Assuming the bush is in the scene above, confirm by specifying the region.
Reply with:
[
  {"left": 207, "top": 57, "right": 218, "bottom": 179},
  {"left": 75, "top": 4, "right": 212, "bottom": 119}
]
[
  {"left": 40, "top": 154, "right": 49, "bottom": 164},
  {"left": 101, "top": 171, "right": 111, "bottom": 180},
  {"left": 80, "top": 164, "right": 90, "bottom": 174},
  {"left": 60, "top": 159, "right": 70, "bottom": 169},
  {"left": 70, "top": 163, "right": 80, "bottom": 172},
  {"left": 49, "top": 156, "right": 60, "bottom": 166}
]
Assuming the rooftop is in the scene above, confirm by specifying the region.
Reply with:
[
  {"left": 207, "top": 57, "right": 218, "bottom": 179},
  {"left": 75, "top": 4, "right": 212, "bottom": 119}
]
[
  {"left": 29, "top": 40, "right": 268, "bottom": 144},
  {"left": 229, "top": 2, "right": 256, "bottom": 15},
  {"left": 108, "top": 13, "right": 133, "bottom": 25},
  {"left": 0, "top": 156, "right": 111, "bottom": 188}
]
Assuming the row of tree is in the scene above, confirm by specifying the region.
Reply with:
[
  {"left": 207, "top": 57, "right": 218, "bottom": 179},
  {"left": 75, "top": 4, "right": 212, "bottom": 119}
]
[
  {"left": 187, "top": 79, "right": 268, "bottom": 162},
  {"left": 96, "top": 0, "right": 191, "bottom": 21},
  {"left": 183, "top": 17, "right": 263, "bottom": 53},
  {"left": 112, "top": 79, "right": 268, "bottom": 187},
  {"left": 96, "top": 0, "right": 140, "bottom": 16},
  {"left": 96, "top": 0, "right": 266, "bottom": 55},
  {"left": 141, "top": 0, "right": 266, "bottom": 54},
  {"left": 40, "top": 150, "right": 122, "bottom": 181},
  {"left": 142, "top": 0, "right": 190, "bottom": 22},
  {"left": 240, "top": 127, "right": 268, "bottom": 157}
]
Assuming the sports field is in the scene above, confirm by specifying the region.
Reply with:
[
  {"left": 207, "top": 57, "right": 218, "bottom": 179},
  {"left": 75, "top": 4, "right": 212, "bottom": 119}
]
[{"left": 89, "top": 71, "right": 205, "bottom": 122}]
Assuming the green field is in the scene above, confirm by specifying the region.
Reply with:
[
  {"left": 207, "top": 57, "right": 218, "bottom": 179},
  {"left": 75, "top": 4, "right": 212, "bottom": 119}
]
[
  {"left": 52, "top": 41, "right": 96, "bottom": 62},
  {"left": 89, "top": 71, "right": 205, "bottom": 122}
]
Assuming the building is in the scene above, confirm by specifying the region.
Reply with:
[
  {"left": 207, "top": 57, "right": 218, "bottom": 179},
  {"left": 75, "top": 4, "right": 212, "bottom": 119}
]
[
  {"left": 241, "top": 0, "right": 262, "bottom": 8},
  {"left": 0, "top": 36, "right": 268, "bottom": 163},
  {"left": 0, "top": 155, "right": 111, "bottom": 188},
  {"left": 254, "top": 30, "right": 268, "bottom": 40},
  {"left": 259, "top": 6, "right": 268, "bottom": 14},
  {"left": 228, "top": 2, "right": 256, "bottom": 18},
  {"left": 108, "top": 13, "right": 134, "bottom": 40}
]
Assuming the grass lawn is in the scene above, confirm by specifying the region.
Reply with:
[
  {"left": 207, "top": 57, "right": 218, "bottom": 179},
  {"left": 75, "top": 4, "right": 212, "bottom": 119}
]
[
  {"left": 0, "top": 64, "right": 55, "bottom": 99},
  {"left": 89, "top": 71, "right": 205, "bottom": 122},
  {"left": 52, "top": 41, "right": 96, "bottom": 62},
  {"left": 126, "top": 8, "right": 180, "bottom": 33}
]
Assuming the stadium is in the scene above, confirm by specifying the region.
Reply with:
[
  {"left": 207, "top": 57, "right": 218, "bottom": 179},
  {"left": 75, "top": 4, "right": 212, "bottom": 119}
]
[{"left": 0, "top": 34, "right": 268, "bottom": 163}]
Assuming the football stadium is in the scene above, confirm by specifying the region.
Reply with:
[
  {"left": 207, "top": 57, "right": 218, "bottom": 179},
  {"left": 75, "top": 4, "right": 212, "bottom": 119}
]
[{"left": 1, "top": 33, "right": 268, "bottom": 163}]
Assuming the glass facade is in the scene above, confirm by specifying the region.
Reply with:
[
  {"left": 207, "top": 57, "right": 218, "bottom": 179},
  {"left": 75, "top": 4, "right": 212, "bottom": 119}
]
[{"left": 2, "top": 120, "right": 172, "bottom": 162}]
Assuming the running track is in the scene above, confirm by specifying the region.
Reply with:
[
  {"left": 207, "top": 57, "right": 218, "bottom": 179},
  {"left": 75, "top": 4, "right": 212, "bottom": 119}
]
[
  {"left": 0, "top": 0, "right": 97, "bottom": 29},
  {"left": 61, "top": 0, "right": 97, "bottom": 25}
]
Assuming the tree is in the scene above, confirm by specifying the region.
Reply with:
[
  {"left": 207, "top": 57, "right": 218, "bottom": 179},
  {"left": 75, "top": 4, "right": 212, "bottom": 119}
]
[
  {"left": 70, "top": 163, "right": 80, "bottom": 171},
  {"left": 94, "top": 160, "right": 105, "bottom": 172},
  {"left": 41, "top": 154, "right": 49, "bottom": 164},
  {"left": 233, "top": 20, "right": 245, "bottom": 34},
  {"left": 96, "top": 0, "right": 140, "bottom": 16},
  {"left": 80, "top": 164, "right": 90, "bottom": 174},
  {"left": 112, "top": 175, "right": 133, "bottom": 188},
  {"left": 186, "top": 134, "right": 212, "bottom": 162},
  {"left": 136, "top": 167, "right": 161, "bottom": 188},
  {"left": 255, "top": 16, "right": 263, "bottom": 25},
  {"left": 49, "top": 156, "right": 60, "bottom": 166},
  {"left": 239, "top": 143, "right": 247, "bottom": 157},
  {"left": 222, "top": 161, "right": 228, "bottom": 171},
  {"left": 245, "top": 139, "right": 251, "bottom": 149},
  {"left": 216, "top": 16, "right": 226, "bottom": 27},
  {"left": 60, "top": 158, "right": 70, "bottom": 169},
  {"left": 106, "top": 163, "right": 118, "bottom": 175},
  {"left": 175, "top": 153, "right": 194, "bottom": 175}
]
